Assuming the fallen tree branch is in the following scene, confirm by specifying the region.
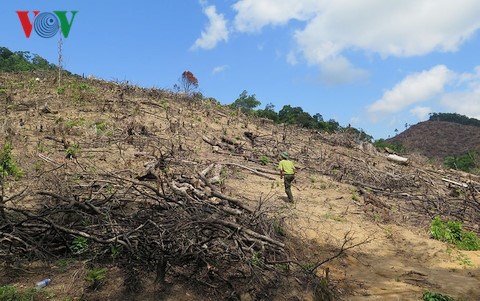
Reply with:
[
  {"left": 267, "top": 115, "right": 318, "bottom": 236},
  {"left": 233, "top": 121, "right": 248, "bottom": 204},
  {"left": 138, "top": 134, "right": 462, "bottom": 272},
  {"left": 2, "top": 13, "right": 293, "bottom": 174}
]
[
  {"left": 209, "top": 218, "right": 285, "bottom": 249},
  {"left": 198, "top": 172, "right": 253, "bottom": 213},
  {"left": 222, "top": 162, "right": 277, "bottom": 180}
]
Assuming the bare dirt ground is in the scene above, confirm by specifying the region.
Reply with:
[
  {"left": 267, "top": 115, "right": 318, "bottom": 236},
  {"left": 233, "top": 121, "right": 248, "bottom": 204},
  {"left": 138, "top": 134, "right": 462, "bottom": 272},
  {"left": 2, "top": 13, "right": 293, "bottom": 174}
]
[
  {"left": 228, "top": 169, "right": 480, "bottom": 301},
  {"left": 1, "top": 72, "right": 479, "bottom": 300}
]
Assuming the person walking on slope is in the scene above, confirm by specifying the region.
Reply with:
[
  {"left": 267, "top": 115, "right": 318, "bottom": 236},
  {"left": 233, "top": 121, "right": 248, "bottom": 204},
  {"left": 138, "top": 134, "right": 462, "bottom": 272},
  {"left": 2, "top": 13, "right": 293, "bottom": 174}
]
[{"left": 278, "top": 151, "right": 295, "bottom": 203}]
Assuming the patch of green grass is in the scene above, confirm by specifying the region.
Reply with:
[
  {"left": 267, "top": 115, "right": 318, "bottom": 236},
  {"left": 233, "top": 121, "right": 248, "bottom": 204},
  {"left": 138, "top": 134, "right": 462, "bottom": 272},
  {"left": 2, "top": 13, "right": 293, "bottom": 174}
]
[
  {"left": 373, "top": 138, "right": 405, "bottom": 153},
  {"left": 95, "top": 121, "right": 108, "bottom": 132},
  {"left": 300, "top": 262, "right": 316, "bottom": 274},
  {"left": 85, "top": 268, "right": 107, "bottom": 290},
  {"left": 455, "top": 252, "right": 473, "bottom": 267},
  {"left": 0, "top": 142, "right": 23, "bottom": 180},
  {"left": 351, "top": 191, "right": 360, "bottom": 202},
  {"left": 250, "top": 252, "right": 262, "bottom": 267},
  {"left": 431, "top": 216, "right": 480, "bottom": 251},
  {"left": 110, "top": 244, "right": 123, "bottom": 260},
  {"left": 57, "top": 85, "right": 66, "bottom": 94},
  {"left": 94, "top": 121, "right": 113, "bottom": 136},
  {"left": 55, "top": 258, "right": 73, "bottom": 272},
  {"left": 373, "top": 212, "right": 382, "bottom": 223},
  {"left": 323, "top": 212, "right": 345, "bottom": 222},
  {"left": 0, "top": 285, "right": 47, "bottom": 301},
  {"left": 259, "top": 155, "right": 270, "bottom": 165},
  {"left": 422, "top": 291, "right": 457, "bottom": 301},
  {"left": 71, "top": 236, "right": 88, "bottom": 254},
  {"left": 65, "top": 143, "right": 80, "bottom": 159},
  {"left": 78, "top": 83, "right": 90, "bottom": 91},
  {"left": 275, "top": 263, "right": 289, "bottom": 273},
  {"left": 65, "top": 117, "right": 86, "bottom": 129},
  {"left": 158, "top": 99, "right": 169, "bottom": 110}
]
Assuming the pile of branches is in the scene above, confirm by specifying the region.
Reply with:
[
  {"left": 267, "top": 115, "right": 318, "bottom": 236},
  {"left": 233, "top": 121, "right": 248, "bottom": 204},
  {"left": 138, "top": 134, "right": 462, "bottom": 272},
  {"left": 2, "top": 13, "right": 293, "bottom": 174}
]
[
  {"left": 307, "top": 145, "right": 480, "bottom": 232},
  {"left": 0, "top": 163, "right": 288, "bottom": 299}
]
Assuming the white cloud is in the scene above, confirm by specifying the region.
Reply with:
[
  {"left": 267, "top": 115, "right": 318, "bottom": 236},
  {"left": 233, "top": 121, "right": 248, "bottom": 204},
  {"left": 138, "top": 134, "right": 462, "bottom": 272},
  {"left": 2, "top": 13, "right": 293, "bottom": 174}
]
[
  {"left": 233, "top": 0, "right": 320, "bottom": 32},
  {"left": 212, "top": 65, "right": 229, "bottom": 75},
  {"left": 441, "top": 90, "right": 480, "bottom": 120},
  {"left": 410, "top": 106, "right": 432, "bottom": 120},
  {"left": 367, "top": 64, "right": 480, "bottom": 125},
  {"left": 192, "top": 5, "right": 229, "bottom": 50},
  {"left": 438, "top": 66, "right": 480, "bottom": 119},
  {"left": 368, "top": 65, "right": 452, "bottom": 114},
  {"left": 231, "top": 0, "right": 480, "bottom": 80},
  {"left": 293, "top": 1, "right": 480, "bottom": 61},
  {"left": 319, "top": 56, "right": 368, "bottom": 85},
  {"left": 286, "top": 51, "right": 298, "bottom": 65}
]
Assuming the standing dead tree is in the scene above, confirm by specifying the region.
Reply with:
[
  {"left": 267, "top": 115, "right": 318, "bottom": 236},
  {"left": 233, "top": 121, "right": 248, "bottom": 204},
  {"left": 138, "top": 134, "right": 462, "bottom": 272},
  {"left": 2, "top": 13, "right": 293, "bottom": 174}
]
[{"left": 174, "top": 70, "right": 199, "bottom": 96}]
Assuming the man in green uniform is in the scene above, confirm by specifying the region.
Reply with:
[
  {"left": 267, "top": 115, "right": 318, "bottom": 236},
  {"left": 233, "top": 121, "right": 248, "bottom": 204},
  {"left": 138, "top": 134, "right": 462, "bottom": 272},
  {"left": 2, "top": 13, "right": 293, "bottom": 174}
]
[{"left": 278, "top": 151, "right": 295, "bottom": 202}]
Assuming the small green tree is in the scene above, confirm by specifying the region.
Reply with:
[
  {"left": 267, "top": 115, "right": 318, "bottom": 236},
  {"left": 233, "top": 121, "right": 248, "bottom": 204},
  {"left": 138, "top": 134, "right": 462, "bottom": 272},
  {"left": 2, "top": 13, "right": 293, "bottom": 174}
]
[
  {"left": 255, "top": 103, "right": 278, "bottom": 121},
  {"left": 430, "top": 216, "right": 480, "bottom": 251},
  {"left": 0, "top": 143, "right": 22, "bottom": 217},
  {"left": 444, "top": 151, "right": 478, "bottom": 173},
  {"left": 230, "top": 90, "right": 261, "bottom": 113}
]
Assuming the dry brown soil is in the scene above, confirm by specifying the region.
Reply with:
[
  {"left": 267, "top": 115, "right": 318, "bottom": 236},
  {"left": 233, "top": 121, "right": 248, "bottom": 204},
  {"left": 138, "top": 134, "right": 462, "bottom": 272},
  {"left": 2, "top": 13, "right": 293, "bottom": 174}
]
[{"left": 0, "top": 72, "right": 479, "bottom": 301}]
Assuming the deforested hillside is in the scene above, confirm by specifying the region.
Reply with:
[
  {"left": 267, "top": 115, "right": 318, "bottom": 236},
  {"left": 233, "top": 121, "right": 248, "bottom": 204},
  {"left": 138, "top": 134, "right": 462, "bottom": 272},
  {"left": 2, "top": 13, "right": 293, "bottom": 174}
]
[
  {"left": 1, "top": 71, "right": 479, "bottom": 301},
  {"left": 387, "top": 120, "right": 480, "bottom": 160}
]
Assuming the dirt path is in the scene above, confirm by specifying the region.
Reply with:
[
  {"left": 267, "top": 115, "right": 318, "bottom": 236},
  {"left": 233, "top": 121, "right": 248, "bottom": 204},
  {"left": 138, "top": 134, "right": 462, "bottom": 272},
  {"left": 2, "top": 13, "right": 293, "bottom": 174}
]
[{"left": 230, "top": 171, "right": 480, "bottom": 301}]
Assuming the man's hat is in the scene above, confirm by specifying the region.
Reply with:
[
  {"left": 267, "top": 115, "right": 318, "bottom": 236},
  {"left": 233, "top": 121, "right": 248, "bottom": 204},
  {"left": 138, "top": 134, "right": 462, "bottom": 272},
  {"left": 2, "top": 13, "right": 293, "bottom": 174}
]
[{"left": 280, "top": 151, "right": 289, "bottom": 159}]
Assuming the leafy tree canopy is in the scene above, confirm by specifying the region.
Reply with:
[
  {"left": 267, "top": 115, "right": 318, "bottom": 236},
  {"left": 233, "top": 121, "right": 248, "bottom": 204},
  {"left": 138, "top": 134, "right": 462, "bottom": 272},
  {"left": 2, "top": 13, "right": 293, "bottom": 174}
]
[
  {"left": 444, "top": 150, "right": 478, "bottom": 173},
  {"left": 255, "top": 103, "right": 278, "bottom": 122},
  {"left": 278, "top": 105, "right": 315, "bottom": 128},
  {"left": 0, "top": 46, "right": 57, "bottom": 72},
  {"left": 230, "top": 90, "right": 261, "bottom": 113},
  {"left": 429, "top": 112, "right": 480, "bottom": 127}
]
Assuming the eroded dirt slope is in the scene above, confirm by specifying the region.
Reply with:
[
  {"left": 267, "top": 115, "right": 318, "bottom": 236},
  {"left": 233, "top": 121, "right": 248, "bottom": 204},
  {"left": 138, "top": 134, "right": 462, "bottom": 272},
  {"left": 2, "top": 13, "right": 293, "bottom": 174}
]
[{"left": 0, "top": 72, "right": 479, "bottom": 301}]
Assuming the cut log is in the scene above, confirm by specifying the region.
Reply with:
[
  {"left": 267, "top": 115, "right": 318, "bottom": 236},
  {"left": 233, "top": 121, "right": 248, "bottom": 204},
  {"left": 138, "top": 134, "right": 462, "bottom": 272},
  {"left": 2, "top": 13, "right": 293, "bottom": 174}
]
[
  {"left": 442, "top": 178, "right": 468, "bottom": 188},
  {"left": 386, "top": 154, "right": 408, "bottom": 165}
]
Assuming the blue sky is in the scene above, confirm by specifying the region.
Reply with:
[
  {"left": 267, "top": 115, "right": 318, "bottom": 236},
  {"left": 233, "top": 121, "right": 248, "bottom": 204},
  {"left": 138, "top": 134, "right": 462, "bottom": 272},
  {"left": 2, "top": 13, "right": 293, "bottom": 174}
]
[{"left": 2, "top": 1, "right": 480, "bottom": 139}]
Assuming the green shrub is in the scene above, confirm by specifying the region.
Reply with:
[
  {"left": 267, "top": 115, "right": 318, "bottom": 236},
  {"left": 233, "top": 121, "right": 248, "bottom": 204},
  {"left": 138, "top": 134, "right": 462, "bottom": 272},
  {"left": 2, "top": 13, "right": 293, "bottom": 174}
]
[
  {"left": 85, "top": 268, "right": 107, "bottom": 290},
  {"left": 444, "top": 151, "right": 478, "bottom": 173},
  {"left": 95, "top": 121, "right": 111, "bottom": 135},
  {"left": 71, "top": 236, "right": 88, "bottom": 254},
  {"left": 456, "top": 231, "right": 480, "bottom": 251},
  {"left": 373, "top": 139, "right": 405, "bottom": 153},
  {"left": 65, "top": 143, "right": 80, "bottom": 159},
  {"left": 65, "top": 117, "right": 86, "bottom": 129},
  {"left": 1, "top": 142, "right": 23, "bottom": 215},
  {"left": 0, "top": 142, "right": 23, "bottom": 180},
  {"left": 422, "top": 291, "right": 457, "bottom": 301},
  {"left": 0, "top": 285, "right": 43, "bottom": 301},
  {"left": 430, "top": 216, "right": 480, "bottom": 250},
  {"left": 0, "top": 285, "right": 16, "bottom": 301},
  {"left": 259, "top": 155, "right": 270, "bottom": 165}
]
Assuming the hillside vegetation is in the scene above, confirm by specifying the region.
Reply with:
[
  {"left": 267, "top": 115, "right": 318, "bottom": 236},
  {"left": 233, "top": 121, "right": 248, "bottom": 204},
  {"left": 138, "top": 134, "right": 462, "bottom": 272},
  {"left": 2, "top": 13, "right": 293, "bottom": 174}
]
[
  {"left": 0, "top": 69, "right": 479, "bottom": 301},
  {"left": 387, "top": 120, "right": 480, "bottom": 173},
  {"left": 429, "top": 112, "right": 480, "bottom": 128},
  {"left": 0, "top": 47, "right": 58, "bottom": 72}
]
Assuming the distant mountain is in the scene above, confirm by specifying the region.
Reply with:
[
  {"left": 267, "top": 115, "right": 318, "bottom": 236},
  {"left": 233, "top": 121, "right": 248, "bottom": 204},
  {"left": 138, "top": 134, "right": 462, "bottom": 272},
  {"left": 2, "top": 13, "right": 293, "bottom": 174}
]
[{"left": 387, "top": 120, "right": 480, "bottom": 160}]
